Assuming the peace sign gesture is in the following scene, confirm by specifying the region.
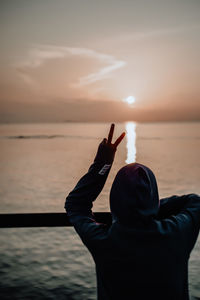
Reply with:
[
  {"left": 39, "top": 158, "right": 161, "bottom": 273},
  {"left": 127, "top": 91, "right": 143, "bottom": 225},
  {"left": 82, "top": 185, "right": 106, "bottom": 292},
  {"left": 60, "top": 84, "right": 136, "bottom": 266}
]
[
  {"left": 94, "top": 124, "right": 126, "bottom": 164},
  {"left": 106, "top": 123, "right": 126, "bottom": 148}
]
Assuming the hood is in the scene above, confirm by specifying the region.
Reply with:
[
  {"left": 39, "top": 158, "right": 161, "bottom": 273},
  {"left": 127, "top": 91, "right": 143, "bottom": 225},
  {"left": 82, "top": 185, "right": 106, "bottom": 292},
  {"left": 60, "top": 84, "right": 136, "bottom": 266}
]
[{"left": 110, "top": 163, "right": 159, "bottom": 225}]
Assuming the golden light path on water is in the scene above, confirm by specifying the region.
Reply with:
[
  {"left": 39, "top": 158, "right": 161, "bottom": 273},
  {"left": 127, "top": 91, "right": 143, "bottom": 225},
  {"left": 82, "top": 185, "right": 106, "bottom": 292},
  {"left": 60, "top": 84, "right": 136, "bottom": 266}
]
[{"left": 125, "top": 121, "right": 137, "bottom": 164}]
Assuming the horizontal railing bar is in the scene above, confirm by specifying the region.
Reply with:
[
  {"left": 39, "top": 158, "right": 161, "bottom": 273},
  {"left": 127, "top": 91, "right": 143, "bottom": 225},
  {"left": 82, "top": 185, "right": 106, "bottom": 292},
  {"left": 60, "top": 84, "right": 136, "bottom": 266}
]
[{"left": 0, "top": 212, "right": 112, "bottom": 228}]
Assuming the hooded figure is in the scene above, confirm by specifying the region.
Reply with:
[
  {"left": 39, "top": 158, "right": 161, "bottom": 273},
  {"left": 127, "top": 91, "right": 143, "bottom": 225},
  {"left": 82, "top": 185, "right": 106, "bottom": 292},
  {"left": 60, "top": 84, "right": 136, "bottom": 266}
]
[
  {"left": 110, "top": 163, "right": 159, "bottom": 225},
  {"left": 65, "top": 126, "right": 200, "bottom": 300}
]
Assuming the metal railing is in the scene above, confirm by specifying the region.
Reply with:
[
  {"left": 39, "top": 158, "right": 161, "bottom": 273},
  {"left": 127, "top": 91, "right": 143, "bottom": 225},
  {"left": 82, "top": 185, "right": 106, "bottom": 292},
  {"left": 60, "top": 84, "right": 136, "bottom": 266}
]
[{"left": 0, "top": 212, "right": 112, "bottom": 228}]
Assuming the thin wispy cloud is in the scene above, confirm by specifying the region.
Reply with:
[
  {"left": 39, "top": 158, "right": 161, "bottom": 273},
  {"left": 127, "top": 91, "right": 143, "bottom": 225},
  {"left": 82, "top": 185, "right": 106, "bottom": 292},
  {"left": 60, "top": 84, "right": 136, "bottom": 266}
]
[
  {"left": 128, "top": 24, "right": 200, "bottom": 40},
  {"left": 106, "top": 24, "right": 200, "bottom": 45},
  {"left": 15, "top": 45, "right": 126, "bottom": 88}
]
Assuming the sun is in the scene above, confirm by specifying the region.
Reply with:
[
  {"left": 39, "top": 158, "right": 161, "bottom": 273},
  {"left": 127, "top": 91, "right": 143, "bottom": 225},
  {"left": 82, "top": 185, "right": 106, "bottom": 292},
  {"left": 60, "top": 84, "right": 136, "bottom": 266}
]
[{"left": 123, "top": 96, "right": 136, "bottom": 105}]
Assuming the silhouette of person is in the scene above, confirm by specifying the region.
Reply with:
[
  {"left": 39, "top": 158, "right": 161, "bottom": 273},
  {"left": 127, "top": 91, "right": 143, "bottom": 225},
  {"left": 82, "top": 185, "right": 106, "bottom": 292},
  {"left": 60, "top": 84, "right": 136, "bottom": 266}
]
[{"left": 65, "top": 123, "right": 200, "bottom": 300}]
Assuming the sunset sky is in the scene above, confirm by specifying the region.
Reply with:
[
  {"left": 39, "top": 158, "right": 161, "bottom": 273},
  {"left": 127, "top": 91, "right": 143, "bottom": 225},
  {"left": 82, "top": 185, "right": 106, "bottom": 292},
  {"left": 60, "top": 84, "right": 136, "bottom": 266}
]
[{"left": 0, "top": 0, "right": 200, "bottom": 122}]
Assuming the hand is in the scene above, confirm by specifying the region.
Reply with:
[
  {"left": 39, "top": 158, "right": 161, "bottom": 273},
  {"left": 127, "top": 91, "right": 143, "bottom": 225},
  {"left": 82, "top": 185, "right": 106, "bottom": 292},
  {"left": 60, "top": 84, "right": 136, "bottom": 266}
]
[{"left": 94, "top": 124, "right": 126, "bottom": 164}]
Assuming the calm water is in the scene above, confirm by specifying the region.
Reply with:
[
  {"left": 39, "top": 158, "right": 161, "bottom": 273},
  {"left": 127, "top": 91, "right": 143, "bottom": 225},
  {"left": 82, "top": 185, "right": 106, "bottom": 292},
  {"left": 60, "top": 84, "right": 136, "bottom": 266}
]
[{"left": 0, "top": 122, "right": 200, "bottom": 299}]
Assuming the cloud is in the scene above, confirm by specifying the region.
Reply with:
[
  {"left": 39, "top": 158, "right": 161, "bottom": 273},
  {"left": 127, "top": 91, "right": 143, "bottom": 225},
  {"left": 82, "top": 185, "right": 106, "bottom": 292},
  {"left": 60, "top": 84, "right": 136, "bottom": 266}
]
[
  {"left": 99, "top": 24, "right": 200, "bottom": 50},
  {"left": 15, "top": 45, "right": 126, "bottom": 88},
  {"left": 116, "top": 24, "right": 200, "bottom": 43}
]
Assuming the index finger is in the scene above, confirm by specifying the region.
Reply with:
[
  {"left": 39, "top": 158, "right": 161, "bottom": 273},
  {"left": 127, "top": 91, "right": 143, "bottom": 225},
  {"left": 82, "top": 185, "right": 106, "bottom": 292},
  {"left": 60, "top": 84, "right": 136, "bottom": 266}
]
[
  {"left": 114, "top": 132, "right": 126, "bottom": 147},
  {"left": 107, "top": 123, "right": 115, "bottom": 144}
]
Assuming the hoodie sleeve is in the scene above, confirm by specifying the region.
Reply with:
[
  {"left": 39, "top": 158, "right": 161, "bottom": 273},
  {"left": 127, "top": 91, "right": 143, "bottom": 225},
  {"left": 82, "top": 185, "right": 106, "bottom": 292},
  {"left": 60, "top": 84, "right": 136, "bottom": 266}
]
[
  {"left": 158, "top": 194, "right": 200, "bottom": 252},
  {"left": 64, "top": 139, "right": 116, "bottom": 242},
  {"left": 157, "top": 194, "right": 198, "bottom": 219}
]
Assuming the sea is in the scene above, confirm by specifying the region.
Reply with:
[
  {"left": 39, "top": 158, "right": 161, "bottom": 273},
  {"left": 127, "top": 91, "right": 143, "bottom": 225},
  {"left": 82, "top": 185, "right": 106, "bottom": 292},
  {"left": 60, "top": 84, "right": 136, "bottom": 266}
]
[{"left": 0, "top": 122, "right": 200, "bottom": 300}]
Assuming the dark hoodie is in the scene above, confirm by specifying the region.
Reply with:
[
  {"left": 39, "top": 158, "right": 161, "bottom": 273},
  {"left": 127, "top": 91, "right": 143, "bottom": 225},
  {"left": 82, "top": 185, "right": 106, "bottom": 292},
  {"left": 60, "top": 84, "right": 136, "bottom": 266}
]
[{"left": 65, "top": 140, "right": 200, "bottom": 300}]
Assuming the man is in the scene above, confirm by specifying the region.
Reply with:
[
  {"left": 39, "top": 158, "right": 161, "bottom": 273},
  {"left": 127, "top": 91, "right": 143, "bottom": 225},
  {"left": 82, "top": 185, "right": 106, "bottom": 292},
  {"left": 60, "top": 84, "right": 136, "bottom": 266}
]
[{"left": 65, "top": 123, "right": 200, "bottom": 300}]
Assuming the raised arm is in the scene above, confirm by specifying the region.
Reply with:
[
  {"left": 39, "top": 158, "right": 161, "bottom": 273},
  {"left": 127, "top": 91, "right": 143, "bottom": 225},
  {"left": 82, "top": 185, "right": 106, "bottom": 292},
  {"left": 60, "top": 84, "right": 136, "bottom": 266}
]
[
  {"left": 157, "top": 194, "right": 200, "bottom": 253},
  {"left": 65, "top": 124, "right": 125, "bottom": 223},
  {"left": 156, "top": 194, "right": 198, "bottom": 219}
]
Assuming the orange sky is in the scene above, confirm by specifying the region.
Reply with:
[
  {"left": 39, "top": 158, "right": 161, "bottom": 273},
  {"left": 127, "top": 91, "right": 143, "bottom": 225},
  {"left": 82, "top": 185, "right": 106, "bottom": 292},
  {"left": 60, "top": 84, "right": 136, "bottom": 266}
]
[{"left": 0, "top": 0, "right": 200, "bottom": 122}]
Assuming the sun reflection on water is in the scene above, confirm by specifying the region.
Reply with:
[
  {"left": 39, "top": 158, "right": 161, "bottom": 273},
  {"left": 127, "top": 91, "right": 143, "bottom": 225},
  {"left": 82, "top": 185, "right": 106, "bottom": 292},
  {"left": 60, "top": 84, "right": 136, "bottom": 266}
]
[{"left": 125, "top": 121, "right": 137, "bottom": 164}]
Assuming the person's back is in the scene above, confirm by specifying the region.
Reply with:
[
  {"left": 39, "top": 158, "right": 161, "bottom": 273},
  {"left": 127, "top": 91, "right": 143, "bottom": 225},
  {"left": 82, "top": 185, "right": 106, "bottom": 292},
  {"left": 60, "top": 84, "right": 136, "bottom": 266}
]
[
  {"left": 65, "top": 124, "right": 200, "bottom": 300},
  {"left": 88, "top": 215, "right": 192, "bottom": 300}
]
